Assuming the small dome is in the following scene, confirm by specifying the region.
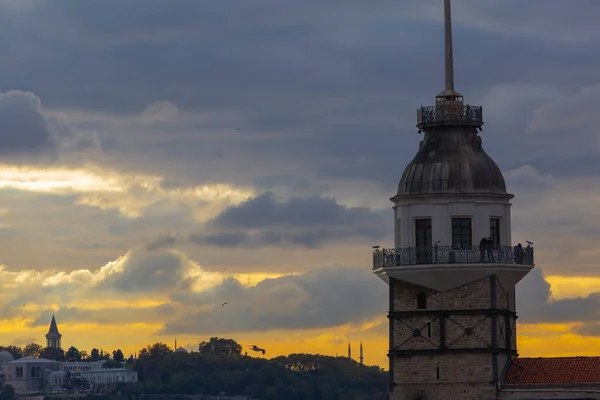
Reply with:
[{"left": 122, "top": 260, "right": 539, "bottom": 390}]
[
  {"left": 397, "top": 127, "right": 508, "bottom": 197},
  {"left": 48, "top": 370, "right": 66, "bottom": 377},
  {"left": 0, "top": 351, "right": 13, "bottom": 363},
  {"left": 175, "top": 347, "right": 189, "bottom": 353}
]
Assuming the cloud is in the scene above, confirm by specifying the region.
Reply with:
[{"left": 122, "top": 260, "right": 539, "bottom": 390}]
[
  {"left": 163, "top": 266, "right": 387, "bottom": 334},
  {"left": 0, "top": 91, "right": 54, "bottom": 156},
  {"left": 518, "top": 268, "right": 600, "bottom": 324},
  {"left": 528, "top": 84, "right": 600, "bottom": 133},
  {"left": 0, "top": 248, "right": 224, "bottom": 321},
  {"left": 0, "top": 90, "right": 98, "bottom": 165},
  {"left": 191, "top": 192, "right": 388, "bottom": 248},
  {"left": 145, "top": 232, "right": 178, "bottom": 252},
  {"left": 504, "top": 165, "right": 555, "bottom": 190}
]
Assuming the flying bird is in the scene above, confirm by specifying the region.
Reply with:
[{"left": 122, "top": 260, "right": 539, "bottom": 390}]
[
  {"left": 221, "top": 302, "right": 228, "bottom": 307},
  {"left": 248, "top": 345, "right": 266, "bottom": 355}
]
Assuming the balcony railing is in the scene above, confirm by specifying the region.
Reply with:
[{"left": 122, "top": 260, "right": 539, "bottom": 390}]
[
  {"left": 372, "top": 245, "right": 534, "bottom": 269},
  {"left": 416, "top": 104, "right": 483, "bottom": 128}
]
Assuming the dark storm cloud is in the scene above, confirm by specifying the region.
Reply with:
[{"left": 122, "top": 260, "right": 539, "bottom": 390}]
[
  {"left": 517, "top": 268, "right": 600, "bottom": 324},
  {"left": 191, "top": 192, "right": 388, "bottom": 248},
  {"left": 0, "top": 1, "right": 598, "bottom": 190},
  {"left": 0, "top": 91, "right": 54, "bottom": 156},
  {"left": 162, "top": 266, "right": 387, "bottom": 334}
]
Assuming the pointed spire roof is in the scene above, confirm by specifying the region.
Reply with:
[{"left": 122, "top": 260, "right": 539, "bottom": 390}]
[{"left": 48, "top": 313, "right": 60, "bottom": 335}]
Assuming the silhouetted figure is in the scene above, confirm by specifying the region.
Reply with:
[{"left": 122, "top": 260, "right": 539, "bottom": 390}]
[
  {"left": 514, "top": 243, "right": 524, "bottom": 264},
  {"left": 486, "top": 237, "right": 494, "bottom": 262},
  {"left": 479, "top": 237, "right": 488, "bottom": 262}
]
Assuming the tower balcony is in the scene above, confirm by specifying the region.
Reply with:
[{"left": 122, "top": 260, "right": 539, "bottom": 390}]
[
  {"left": 372, "top": 245, "right": 533, "bottom": 270},
  {"left": 416, "top": 104, "right": 483, "bottom": 129}
]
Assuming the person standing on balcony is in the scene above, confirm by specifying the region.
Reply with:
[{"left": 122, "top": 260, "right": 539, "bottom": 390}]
[
  {"left": 514, "top": 243, "right": 524, "bottom": 264},
  {"left": 479, "top": 237, "right": 488, "bottom": 262},
  {"left": 486, "top": 237, "right": 495, "bottom": 262}
]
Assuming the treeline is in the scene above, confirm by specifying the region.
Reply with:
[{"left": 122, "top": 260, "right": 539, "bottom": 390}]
[
  {"left": 125, "top": 338, "right": 388, "bottom": 400},
  {"left": 1, "top": 338, "right": 388, "bottom": 399},
  {"left": 0, "top": 343, "right": 127, "bottom": 363}
]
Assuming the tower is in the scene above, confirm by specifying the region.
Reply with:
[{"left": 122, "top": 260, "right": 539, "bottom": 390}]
[
  {"left": 360, "top": 341, "right": 364, "bottom": 365},
  {"left": 348, "top": 342, "right": 352, "bottom": 360},
  {"left": 372, "top": 1, "right": 535, "bottom": 399},
  {"left": 45, "top": 313, "right": 62, "bottom": 349}
]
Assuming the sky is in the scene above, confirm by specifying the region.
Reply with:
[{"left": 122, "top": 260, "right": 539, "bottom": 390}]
[{"left": 2, "top": 0, "right": 600, "bottom": 368}]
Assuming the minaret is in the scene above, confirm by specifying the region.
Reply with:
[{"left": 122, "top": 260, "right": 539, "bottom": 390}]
[
  {"left": 347, "top": 342, "right": 352, "bottom": 360},
  {"left": 359, "top": 341, "right": 364, "bottom": 365},
  {"left": 45, "top": 313, "right": 62, "bottom": 349},
  {"left": 175, "top": 337, "right": 177, "bottom": 350},
  {"left": 372, "top": 1, "right": 535, "bottom": 399}
]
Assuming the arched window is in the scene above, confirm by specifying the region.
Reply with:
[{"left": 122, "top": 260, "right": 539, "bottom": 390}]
[
  {"left": 36, "top": 366, "right": 41, "bottom": 377},
  {"left": 417, "top": 292, "right": 427, "bottom": 309},
  {"left": 31, "top": 366, "right": 36, "bottom": 377}
]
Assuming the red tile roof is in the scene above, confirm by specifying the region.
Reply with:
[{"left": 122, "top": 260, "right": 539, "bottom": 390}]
[{"left": 505, "top": 357, "right": 600, "bottom": 384}]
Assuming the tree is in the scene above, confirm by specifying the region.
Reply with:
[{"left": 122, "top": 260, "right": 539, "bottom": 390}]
[
  {"left": 138, "top": 342, "right": 172, "bottom": 358},
  {"left": 113, "top": 349, "right": 124, "bottom": 362},
  {"left": 0, "top": 346, "right": 22, "bottom": 359},
  {"left": 39, "top": 347, "right": 65, "bottom": 361},
  {"left": 0, "top": 384, "right": 15, "bottom": 400},
  {"left": 198, "top": 337, "right": 242, "bottom": 357},
  {"left": 22, "top": 343, "right": 42, "bottom": 357},
  {"left": 65, "top": 346, "right": 82, "bottom": 361},
  {"left": 90, "top": 348, "right": 100, "bottom": 360},
  {"left": 102, "top": 359, "right": 122, "bottom": 369}
]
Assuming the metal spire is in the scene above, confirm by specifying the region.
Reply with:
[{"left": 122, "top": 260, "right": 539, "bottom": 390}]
[
  {"left": 444, "top": 0, "right": 454, "bottom": 92},
  {"left": 436, "top": 0, "right": 463, "bottom": 103}
]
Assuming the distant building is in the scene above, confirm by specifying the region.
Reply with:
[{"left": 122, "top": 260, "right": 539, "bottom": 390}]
[
  {"left": 61, "top": 360, "right": 106, "bottom": 378},
  {"left": 1, "top": 357, "right": 60, "bottom": 395},
  {"left": 61, "top": 360, "right": 137, "bottom": 391},
  {"left": 80, "top": 368, "right": 137, "bottom": 391},
  {"left": 45, "top": 314, "right": 62, "bottom": 349}
]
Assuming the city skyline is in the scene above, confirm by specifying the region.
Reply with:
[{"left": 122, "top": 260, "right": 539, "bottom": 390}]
[{"left": 1, "top": 0, "right": 600, "bottom": 369}]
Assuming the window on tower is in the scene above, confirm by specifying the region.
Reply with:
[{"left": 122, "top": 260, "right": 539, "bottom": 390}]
[
  {"left": 490, "top": 218, "right": 500, "bottom": 248},
  {"left": 417, "top": 292, "right": 427, "bottom": 309},
  {"left": 452, "top": 218, "right": 472, "bottom": 249}
]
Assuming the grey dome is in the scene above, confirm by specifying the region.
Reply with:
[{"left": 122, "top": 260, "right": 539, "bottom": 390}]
[
  {"left": 397, "top": 126, "right": 508, "bottom": 196},
  {"left": 0, "top": 351, "right": 13, "bottom": 363}
]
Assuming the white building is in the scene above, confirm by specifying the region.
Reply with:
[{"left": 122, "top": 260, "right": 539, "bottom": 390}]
[
  {"left": 61, "top": 360, "right": 137, "bottom": 391},
  {"left": 61, "top": 360, "right": 106, "bottom": 378},
  {"left": 81, "top": 368, "right": 138, "bottom": 390}
]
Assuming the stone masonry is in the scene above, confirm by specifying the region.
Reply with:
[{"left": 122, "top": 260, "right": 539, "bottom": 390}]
[{"left": 389, "top": 275, "right": 518, "bottom": 400}]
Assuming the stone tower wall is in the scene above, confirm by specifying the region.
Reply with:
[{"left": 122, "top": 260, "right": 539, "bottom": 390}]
[{"left": 389, "top": 276, "right": 517, "bottom": 400}]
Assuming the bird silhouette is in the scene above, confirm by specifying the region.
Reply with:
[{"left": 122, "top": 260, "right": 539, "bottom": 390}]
[
  {"left": 221, "top": 302, "right": 228, "bottom": 307},
  {"left": 248, "top": 345, "right": 266, "bottom": 355}
]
